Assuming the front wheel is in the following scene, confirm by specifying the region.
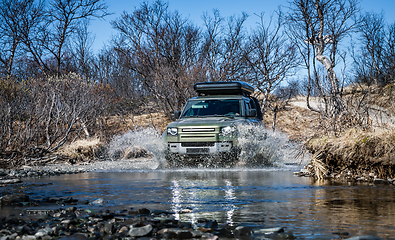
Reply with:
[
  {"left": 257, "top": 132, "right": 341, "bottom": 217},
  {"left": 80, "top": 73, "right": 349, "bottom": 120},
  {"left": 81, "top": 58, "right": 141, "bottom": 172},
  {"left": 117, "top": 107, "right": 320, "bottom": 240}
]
[
  {"left": 218, "top": 147, "right": 241, "bottom": 167},
  {"left": 165, "top": 152, "right": 182, "bottom": 168}
]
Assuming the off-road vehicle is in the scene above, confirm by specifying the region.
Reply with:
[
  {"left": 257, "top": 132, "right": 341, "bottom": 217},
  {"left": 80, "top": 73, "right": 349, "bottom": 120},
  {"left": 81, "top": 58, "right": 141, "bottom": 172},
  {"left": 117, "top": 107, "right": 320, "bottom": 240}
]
[{"left": 163, "top": 81, "right": 263, "bottom": 166}]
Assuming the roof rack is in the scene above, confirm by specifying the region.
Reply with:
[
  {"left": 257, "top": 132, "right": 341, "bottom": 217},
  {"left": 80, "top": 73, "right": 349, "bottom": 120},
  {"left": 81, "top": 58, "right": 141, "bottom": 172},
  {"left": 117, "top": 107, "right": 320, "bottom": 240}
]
[{"left": 194, "top": 81, "right": 254, "bottom": 96}]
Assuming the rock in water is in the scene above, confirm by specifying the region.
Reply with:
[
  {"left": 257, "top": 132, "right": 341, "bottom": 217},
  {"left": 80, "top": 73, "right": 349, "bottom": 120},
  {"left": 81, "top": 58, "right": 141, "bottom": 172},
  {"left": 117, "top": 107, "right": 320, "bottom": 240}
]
[
  {"left": 1, "top": 193, "right": 29, "bottom": 206},
  {"left": 128, "top": 224, "right": 153, "bottom": 237}
]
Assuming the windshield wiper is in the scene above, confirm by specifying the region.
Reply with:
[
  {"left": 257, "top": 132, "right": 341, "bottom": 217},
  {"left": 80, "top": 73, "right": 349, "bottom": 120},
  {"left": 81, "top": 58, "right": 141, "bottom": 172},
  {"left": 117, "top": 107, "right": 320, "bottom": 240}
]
[
  {"left": 204, "top": 114, "right": 235, "bottom": 119},
  {"left": 182, "top": 114, "right": 234, "bottom": 119},
  {"left": 182, "top": 115, "right": 206, "bottom": 118}
]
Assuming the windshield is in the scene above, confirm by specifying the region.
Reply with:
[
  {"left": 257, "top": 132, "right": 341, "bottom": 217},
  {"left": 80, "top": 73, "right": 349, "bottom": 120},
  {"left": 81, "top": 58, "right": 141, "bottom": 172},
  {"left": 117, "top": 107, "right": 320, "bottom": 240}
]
[{"left": 181, "top": 99, "right": 241, "bottom": 117}]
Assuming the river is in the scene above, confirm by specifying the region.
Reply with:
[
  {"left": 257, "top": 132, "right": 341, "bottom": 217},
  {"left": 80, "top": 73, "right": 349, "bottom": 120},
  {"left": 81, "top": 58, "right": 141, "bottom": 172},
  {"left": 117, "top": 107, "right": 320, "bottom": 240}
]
[{"left": 3, "top": 167, "right": 395, "bottom": 239}]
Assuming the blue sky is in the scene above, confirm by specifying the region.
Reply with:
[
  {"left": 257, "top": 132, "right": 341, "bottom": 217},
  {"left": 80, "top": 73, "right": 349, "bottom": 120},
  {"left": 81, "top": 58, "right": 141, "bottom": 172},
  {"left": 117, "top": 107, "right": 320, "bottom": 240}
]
[{"left": 89, "top": 0, "right": 395, "bottom": 53}]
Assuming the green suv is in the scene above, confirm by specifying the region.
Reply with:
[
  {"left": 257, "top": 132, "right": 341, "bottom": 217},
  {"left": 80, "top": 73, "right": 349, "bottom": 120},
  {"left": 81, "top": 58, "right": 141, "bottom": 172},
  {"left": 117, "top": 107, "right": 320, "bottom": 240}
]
[{"left": 163, "top": 81, "right": 263, "bottom": 166}]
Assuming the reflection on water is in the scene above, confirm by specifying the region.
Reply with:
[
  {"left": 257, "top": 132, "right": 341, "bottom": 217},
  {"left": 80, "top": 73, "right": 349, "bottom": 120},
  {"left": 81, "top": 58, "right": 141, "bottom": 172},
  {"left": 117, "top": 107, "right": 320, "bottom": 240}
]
[{"left": 3, "top": 169, "right": 395, "bottom": 238}]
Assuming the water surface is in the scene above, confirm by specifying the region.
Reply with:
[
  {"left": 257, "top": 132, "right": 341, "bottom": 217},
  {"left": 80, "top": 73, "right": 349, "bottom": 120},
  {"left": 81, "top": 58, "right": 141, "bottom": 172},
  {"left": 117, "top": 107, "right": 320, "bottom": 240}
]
[{"left": 4, "top": 169, "right": 395, "bottom": 239}]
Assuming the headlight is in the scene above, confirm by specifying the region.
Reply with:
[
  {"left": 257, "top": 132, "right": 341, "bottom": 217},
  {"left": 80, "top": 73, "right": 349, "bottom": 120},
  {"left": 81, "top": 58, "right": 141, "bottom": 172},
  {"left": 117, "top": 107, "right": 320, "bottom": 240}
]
[
  {"left": 220, "top": 126, "right": 236, "bottom": 136},
  {"left": 167, "top": 127, "right": 178, "bottom": 136}
]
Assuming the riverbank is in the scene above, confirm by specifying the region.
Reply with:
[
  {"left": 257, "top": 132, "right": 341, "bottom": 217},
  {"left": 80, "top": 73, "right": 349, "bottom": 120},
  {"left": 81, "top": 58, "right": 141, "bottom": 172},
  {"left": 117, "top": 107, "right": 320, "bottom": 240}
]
[{"left": 264, "top": 100, "right": 395, "bottom": 183}]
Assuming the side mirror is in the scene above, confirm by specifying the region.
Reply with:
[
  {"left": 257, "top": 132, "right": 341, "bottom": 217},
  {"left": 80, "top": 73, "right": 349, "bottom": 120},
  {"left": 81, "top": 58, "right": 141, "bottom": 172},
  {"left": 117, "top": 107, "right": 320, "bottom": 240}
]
[
  {"left": 174, "top": 111, "right": 181, "bottom": 119},
  {"left": 247, "top": 109, "right": 257, "bottom": 117}
]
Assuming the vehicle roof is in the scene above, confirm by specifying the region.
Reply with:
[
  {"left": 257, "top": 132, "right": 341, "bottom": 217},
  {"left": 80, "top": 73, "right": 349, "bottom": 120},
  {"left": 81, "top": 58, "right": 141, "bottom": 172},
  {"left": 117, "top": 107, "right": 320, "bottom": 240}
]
[
  {"left": 188, "top": 95, "right": 246, "bottom": 100},
  {"left": 194, "top": 81, "right": 254, "bottom": 96}
]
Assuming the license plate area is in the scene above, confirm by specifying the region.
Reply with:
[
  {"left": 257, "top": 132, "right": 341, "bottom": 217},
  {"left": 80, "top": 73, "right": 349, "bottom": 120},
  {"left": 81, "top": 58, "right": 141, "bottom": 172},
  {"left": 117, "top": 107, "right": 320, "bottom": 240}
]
[{"left": 186, "top": 148, "right": 210, "bottom": 154}]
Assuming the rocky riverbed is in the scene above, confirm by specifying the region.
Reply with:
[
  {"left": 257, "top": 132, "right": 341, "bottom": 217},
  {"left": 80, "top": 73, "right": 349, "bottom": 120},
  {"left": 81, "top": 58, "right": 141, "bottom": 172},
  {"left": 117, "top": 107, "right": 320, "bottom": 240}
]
[
  {"left": 0, "top": 164, "right": 295, "bottom": 240},
  {"left": 0, "top": 159, "right": 389, "bottom": 240},
  {"left": 0, "top": 204, "right": 297, "bottom": 240}
]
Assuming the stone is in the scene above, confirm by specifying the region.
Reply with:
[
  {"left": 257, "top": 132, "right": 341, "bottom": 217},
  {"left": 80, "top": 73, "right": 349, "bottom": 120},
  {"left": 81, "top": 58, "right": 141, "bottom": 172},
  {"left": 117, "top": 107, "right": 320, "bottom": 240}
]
[
  {"left": 190, "top": 230, "right": 211, "bottom": 238},
  {"left": 138, "top": 208, "right": 150, "bottom": 215},
  {"left": 35, "top": 228, "right": 54, "bottom": 237},
  {"left": 128, "top": 224, "right": 153, "bottom": 237},
  {"left": 90, "top": 198, "right": 106, "bottom": 205},
  {"left": 101, "top": 212, "right": 115, "bottom": 220},
  {"left": 345, "top": 235, "right": 382, "bottom": 240},
  {"left": 373, "top": 178, "right": 387, "bottom": 184},
  {"left": 53, "top": 225, "right": 66, "bottom": 235},
  {"left": 103, "top": 222, "right": 114, "bottom": 234},
  {"left": 0, "top": 230, "right": 12, "bottom": 235},
  {"left": 66, "top": 206, "right": 77, "bottom": 212},
  {"left": 0, "top": 179, "right": 21, "bottom": 184},
  {"left": 254, "top": 227, "right": 285, "bottom": 234},
  {"left": 178, "top": 221, "right": 192, "bottom": 229},
  {"left": 151, "top": 209, "right": 174, "bottom": 215},
  {"left": 60, "top": 233, "right": 89, "bottom": 240},
  {"left": 204, "top": 220, "right": 218, "bottom": 229},
  {"left": 179, "top": 208, "right": 193, "bottom": 213},
  {"left": 1, "top": 193, "right": 29, "bottom": 206},
  {"left": 21, "top": 235, "right": 36, "bottom": 240},
  {"left": 61, "top": 219, "right": 72, "bottom": 225},
  {"left": 15, "top": 225, "right": 33, "bottom": 235},
  {"left": 0, "top": 233, "right": 18, "bottom": 240},
  {"left": 234, "top": 226, "right": 251, "bottom": 237},
  {"left": 118, "top": 226, "right": 129, "bottom": 235},
  {"left": 166, "top": 228, "right": 193, "bottom": 239}
]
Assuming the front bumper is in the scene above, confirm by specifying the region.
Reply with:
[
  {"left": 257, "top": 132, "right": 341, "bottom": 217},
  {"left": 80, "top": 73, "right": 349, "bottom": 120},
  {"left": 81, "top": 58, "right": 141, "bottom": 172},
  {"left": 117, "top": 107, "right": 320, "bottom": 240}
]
[{"left": 167, "top": 142, "right": 233, "bottom": 155}]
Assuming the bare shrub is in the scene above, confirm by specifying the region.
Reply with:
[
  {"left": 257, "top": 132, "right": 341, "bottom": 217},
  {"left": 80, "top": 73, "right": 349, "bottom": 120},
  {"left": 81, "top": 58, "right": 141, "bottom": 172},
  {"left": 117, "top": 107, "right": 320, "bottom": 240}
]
[{"left": 0, "top": 73, "right": 111, "bottom": 165}]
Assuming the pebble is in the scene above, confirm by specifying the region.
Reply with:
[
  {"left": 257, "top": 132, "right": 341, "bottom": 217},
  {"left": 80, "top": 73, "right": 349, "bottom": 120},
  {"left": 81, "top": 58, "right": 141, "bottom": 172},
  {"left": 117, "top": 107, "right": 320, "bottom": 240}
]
[
  {"left": 90, "top": 198, "right": 106, "bottom": 205},
  {"left": 128, "top": 224, "right": 153, "bottom": 237},
  {"left": 0, "top": 178, "right": 21, "bottom": 184},
  {"left": 345, "top": 235, "right": 383, "bottom": 240}
]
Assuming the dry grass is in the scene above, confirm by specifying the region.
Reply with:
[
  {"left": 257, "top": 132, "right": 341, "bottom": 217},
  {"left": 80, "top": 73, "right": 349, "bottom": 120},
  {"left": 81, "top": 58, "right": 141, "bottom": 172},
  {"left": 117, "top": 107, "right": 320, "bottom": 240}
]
[
  {"left": 104, "top": 112, "right": 171, "bottom": 136},
  {"left": 55, "top": 137, "right": 105, "bottom": 162},
  {"left": 264, "top": 93, "right": 395, "bottom": 180},
  {"left": 263, "top": 104, "right": 320, "bottom": 142},
  {"left": 310, "top": 150, "right": 329, "bottom": 180},
  {"left": 308, "top": 127, "right": 395, "bottom": 164}
]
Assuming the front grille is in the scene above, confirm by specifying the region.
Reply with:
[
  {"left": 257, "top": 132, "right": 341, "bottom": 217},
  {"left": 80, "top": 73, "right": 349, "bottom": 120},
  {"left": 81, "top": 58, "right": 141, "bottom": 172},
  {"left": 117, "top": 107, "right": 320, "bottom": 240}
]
[
  {"left": 182, "top": 128, "right": 215, "bottom": 132},
  {"left": 181, "top": 142, "right": 215, "bottom": 147}
]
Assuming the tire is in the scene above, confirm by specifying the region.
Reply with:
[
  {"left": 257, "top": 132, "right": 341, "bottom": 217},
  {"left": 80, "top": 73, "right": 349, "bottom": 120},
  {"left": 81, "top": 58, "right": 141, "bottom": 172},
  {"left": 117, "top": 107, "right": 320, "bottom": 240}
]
[{"left": 165, "top": 152, "right": 182, "bottom": 168}]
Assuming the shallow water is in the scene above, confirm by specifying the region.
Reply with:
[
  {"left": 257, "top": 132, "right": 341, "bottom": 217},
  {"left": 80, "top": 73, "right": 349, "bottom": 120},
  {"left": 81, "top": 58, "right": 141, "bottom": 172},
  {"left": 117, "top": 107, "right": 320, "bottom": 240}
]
[{"left": 4, "top": 168, "right": 395, "bottom": 239}]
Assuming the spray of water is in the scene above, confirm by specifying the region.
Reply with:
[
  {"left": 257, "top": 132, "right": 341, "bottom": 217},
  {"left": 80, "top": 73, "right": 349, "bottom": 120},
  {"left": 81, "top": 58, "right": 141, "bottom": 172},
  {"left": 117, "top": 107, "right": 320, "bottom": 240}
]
[
  {"left": 107, "top": 125, "right": 309, "bottom": 169},
  {"left": 108, "top": 128, "right": 166, "bottom": 165},
  {"left": 236, "top": 124, "right": 308, "bottom": 168}
]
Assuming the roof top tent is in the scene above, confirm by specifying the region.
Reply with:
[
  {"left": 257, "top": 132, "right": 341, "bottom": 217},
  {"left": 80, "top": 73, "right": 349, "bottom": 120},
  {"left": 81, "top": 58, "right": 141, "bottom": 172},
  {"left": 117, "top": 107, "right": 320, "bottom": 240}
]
[{"left": 194, "top": 81, "right": 254, "bottom": 96}]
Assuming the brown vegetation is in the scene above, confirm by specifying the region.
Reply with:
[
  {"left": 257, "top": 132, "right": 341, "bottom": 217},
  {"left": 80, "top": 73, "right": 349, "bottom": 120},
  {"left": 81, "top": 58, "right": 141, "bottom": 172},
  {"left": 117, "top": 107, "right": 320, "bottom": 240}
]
[{"left": 267, "top": 83, "right": 395, "bottom": 181}]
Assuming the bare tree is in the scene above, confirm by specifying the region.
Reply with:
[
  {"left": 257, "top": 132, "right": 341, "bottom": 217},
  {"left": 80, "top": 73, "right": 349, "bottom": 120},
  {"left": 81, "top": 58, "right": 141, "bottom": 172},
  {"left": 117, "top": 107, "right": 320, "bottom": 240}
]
[
  {"left": 201, "top": 10, "right": 249, "bottom": 82},
  {"left": 0, "top": 0, "right": 45, "bottom": 77},
  {"left": 353, "top": 12, "right": 395, "bottom": 86},
  {"left": 21, "top": 0, "right": 108, "bottom": 76},
  {"left": 70, "top": 19, "right": 95, "bottom": 80},
  {"left": 111, "top": 0, "right": 204, "bottom": 117},
  {"left": 286, "top": 0, "right": 360, "bottom": 132},
  {"left": 384, "top": 23, "right": 395, "bottom": 82},
  {"left": 246, "top": 12, "right": 300, "bottom": 115}
]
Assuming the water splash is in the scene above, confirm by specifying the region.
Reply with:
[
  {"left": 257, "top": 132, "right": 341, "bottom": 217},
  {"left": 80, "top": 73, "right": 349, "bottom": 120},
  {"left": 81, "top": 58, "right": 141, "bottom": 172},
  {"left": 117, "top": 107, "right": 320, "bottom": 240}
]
[
  {"left": 108, "top": 128, "right": 166, "bottom": 164},
  {"left": 236, "top": 124, "right": 308, "bottom": 168},
  {"left": 107, "top": 126, "right": 309, "bottom": 169}
]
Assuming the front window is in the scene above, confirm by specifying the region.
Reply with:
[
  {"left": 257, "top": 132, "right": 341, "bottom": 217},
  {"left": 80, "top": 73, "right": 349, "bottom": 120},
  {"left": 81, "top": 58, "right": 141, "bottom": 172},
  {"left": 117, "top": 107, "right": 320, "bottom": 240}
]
[{"left": 181, "top": 99, "right": 241, "bottom": 118}]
